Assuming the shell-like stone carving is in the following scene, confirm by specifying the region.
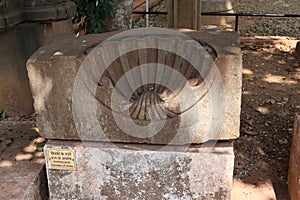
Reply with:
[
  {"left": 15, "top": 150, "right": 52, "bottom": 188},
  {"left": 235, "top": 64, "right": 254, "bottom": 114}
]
[
  {"left": 70, "top": 28, "right": 232, "bottom": 144},
  {"left": 90, "top": 35, "right": 217, "bottom": 121}
]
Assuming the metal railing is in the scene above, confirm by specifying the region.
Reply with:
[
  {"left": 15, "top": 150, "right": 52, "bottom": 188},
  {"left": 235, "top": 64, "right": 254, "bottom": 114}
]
[{"left": 132, "top": 10, "right": 300, "bottom": 32}]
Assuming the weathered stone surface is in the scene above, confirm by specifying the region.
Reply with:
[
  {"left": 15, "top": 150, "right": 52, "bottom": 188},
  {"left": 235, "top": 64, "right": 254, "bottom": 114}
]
[
  {"left": 27, "top": 29, "right": 242, "bottom": 144},
  {"left": 201, "top": 0, "right": 235, "bottom": 26},
  {"left": 45, "top": 140, "right": 234, "bottom": 200},
  {"left": 168, "top": 0, "right": 201, "bottom": 30},
  {"left": 288, "top": 114, "right": 300, "bottom": 200}
]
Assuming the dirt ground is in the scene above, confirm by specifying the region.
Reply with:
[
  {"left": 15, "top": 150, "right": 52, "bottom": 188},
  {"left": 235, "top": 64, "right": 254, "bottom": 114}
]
[{"left": 233, "top": 37, "right": 300, "bottom": 200}]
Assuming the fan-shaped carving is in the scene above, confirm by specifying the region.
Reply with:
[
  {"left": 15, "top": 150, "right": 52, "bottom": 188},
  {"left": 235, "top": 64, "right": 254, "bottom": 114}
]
[{"left": 93, "top": 37, "right": 217, "bottom": 121}]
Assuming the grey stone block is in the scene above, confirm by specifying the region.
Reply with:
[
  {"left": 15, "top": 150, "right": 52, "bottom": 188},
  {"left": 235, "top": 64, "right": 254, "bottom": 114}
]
[
  {"left": 45, "top": 140, "right": 234, "bottom": 200},
  {"left": 27, "top": 29, "right": 242, "bottom": 144}
]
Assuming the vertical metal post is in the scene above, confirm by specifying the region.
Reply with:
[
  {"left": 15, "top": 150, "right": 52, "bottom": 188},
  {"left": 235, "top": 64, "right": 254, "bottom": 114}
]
[
  {"left": 146, "top": 0, "right": 149, "bottom": 27},
  {"left": 235, "top": 15, "right": 239, "bottom": 32}
]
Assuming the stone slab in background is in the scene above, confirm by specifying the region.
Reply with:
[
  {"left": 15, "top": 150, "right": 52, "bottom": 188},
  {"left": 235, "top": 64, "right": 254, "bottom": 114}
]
[
  {"left": 45, "top": 140, "right": 234, "bottom": 200},
  {"left": 0, "top": 0, "right": 75, "bottom": 116},
  {"left": 0, "top": 19, "right": 73, "bottom": 116},
  {"left": 288, "top": 114, "right": 300, "bottom": 200},
  {"left": 0, "top": 1, "right": 76, "bottom": 30}
]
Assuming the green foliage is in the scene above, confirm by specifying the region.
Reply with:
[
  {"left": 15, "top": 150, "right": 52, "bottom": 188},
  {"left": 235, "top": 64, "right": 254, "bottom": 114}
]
[
  {"left": 72, "top": 0, "right": 115, "bottom": 34},
  {"left": 0, "top": 108, "right": 6, "bottom": 119}
]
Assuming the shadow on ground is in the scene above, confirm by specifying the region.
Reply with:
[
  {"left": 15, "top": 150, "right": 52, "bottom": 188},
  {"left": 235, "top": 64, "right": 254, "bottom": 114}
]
[{"left": 233, "top": 37, "right": 300, "bottom": 200}]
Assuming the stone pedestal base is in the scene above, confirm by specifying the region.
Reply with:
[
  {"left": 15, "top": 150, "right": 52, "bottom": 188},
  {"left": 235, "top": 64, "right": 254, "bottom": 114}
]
[{"left": 45, "top": 140, "right": 234, "bottom": 199}]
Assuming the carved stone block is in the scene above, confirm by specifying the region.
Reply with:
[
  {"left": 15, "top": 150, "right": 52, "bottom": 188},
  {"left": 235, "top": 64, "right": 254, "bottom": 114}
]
[{"left": 27, "top": 29, "right": 242, "bottom": 144}]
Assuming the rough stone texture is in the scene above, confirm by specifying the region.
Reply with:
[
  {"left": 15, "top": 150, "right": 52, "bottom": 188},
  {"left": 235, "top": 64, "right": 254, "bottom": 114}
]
[
  {"left": 0, "top": 120, "right": 48, "bottom": 200},
  {"left": 45, "top": 140, "right": 234, "bottom": 200},
  {"left": 288, "top": 114, "right": 300, "bottom": 200},
  {"left": 0, "top": 19, "right": 73, "bottom": 116},
  {"left": 27, "top": 29, "right": 242, "bottom": 144},
  {"left": 201, "top": 0, "right": 235, "bottom": 26},
  {"left": 168, "top": 0, "right": 201, "bottom": 30}
]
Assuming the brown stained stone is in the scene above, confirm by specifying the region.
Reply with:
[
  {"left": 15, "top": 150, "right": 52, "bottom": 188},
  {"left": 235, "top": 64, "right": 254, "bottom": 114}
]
[
  {"left": 45, "top": 140, "right": 234, "bottom": 200},
  {"left": 288, "top": 114, "right": 300, "bottom": 200},
  {"left": 27, "top": 29, "right": 242, "bottom": 144}
]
